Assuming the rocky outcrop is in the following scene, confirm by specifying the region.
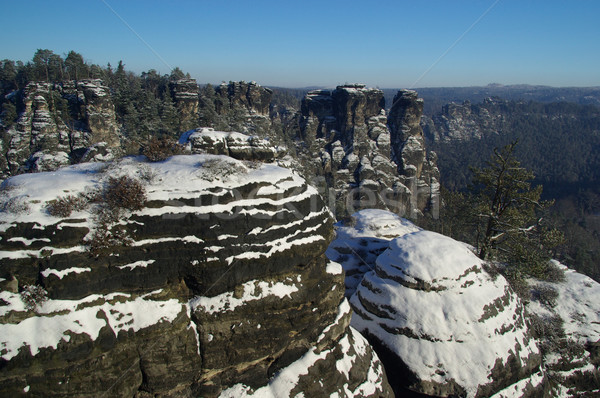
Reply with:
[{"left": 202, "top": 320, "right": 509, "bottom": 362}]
[
  {"left": 388, "top": 90, "right": 440, "bottom": 216},
  {"left": 0, "top": 153, "right": 392, "bottom": 397},
  {"left": 421, "top": 97, "right": 508, "bottom": 142},
  {"left": 74, "top": 79, "right": 121, "bottom": 148},
  {"left": 170, "top": 78, "right": 200, "bottom": 132},
  {"left": 198, "top": 81, "right": 276, "bottom": 141},
  {"left": 298, "top": 85, "right": 439, "bottom": 219},
  {"left": 328, "top": 210, "right": 544, "bottom": 397},
  {"left": 180, "top": 128, "right": 284, "bottom": 161},
  {"left": 4, "top": 79, "right": 121, "bottom": 175},
  {"left": 5, "top": 82, "right": 71, "bottom": 174},
  {"left": 215, "top": 81, "right": 273, "bottom": 116},
  {"left": 326, "top": 209, "right": 421, "bottom": 298}
]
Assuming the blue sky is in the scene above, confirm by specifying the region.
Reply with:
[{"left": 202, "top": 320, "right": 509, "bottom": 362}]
[{"left": 1, "top": 0, "right": 599, "bottom": 88}]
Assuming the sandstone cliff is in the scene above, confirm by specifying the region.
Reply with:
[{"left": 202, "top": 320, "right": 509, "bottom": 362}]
[
  {"left": 3, "top": 79, "right": 121, "bottom": 176},
  {"left": 0, "top": 149, "right": 392, "bottom": 397},
  {"left": 170, "top": 78, "right": 200, "bottom": 133},
  {"left": 298, "top": 85, "right": 439, "bottom": 219}
]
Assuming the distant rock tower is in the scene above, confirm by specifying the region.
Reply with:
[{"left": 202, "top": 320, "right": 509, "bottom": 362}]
[
  {"left": 170, "top": 78, "right": 200, "bottom": 132},
  {"left": 298, "top": 84, "right": 439, "bottom": 219}
]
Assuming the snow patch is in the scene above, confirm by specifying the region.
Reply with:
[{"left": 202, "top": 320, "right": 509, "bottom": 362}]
[
  {"left": 190, "top": 279, "right": 299, "bottom": 315},
  {"left": 41, "top": 267, "right": 91, "bottom": 279},
  {"left": 116, "top": 260, "right": 156, "bottom": 270},
  {"left": 0, "top": 294, "right": 183, "bottom": 360},
  {"left": 326, "top": 261, "right": 343, "bottom": 275}
]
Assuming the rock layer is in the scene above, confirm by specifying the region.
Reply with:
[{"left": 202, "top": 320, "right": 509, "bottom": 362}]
[{"left": 0, "top": 154, "right": 392, "bottom": 397}]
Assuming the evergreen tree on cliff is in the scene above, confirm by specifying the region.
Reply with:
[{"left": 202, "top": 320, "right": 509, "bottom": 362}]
[{"left": 471, "top": 141, "right": 563, "bottom": 278}]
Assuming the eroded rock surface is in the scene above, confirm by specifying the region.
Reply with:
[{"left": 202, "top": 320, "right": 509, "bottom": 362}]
[
  {"left": 180, "top": 127, "right": 284, "bottom": 161},
  {"left": 170, "top": 78, "right": 200, "bottom": 132}
]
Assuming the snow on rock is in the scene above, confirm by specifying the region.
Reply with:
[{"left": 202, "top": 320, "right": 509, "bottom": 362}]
[
  {"left": 532, "top": 261, "right": 600, "bottom": 344},
  {"left": 347, "top": 228, "right": 542, "bottom": 397},
  {"left": 217, "top": 300, "right": 392, "bottom": 398},
  {"left": 189, "top": 278, "right": 300, "bottom": 315},
  {"left": 41, "top": 266, "right": 91, "bottom": 279},
  {"left": 180, "top": 127, "right": 284, "bottom": 161},
  {"left": 526, "top": 260, "right": 600, "bottom": 395},
  {"left": 326, "top": 209, "right": 421, "bottom": 297},
  {"left": 0, "top": 291, "right": 183, "bottom": 361}
]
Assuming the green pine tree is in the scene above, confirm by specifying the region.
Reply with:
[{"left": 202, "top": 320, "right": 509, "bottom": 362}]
[{"left": 471, "top": 141, "right": 563, "bottom": 278}]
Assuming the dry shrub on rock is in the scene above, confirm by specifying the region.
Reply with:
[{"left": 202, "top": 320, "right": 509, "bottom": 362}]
[{"left": 141, "top": 136, "right": 184, "bottom": 162}]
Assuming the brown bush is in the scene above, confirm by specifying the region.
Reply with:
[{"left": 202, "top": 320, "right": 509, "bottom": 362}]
[
  {"left": 46, "top": 194, "right": 88, "bottom": 217},
  {"left": 103, "top": 175, "right": 146, "bottom": 211},
  {"left": 141, "top": 136, "right": 184, "bottom": 162},
  {"left": 88, "top": 223, "right": 132, "bottom": 256},
  {"left": 20, "top": 284, "right": 48, "bottom": 311}
]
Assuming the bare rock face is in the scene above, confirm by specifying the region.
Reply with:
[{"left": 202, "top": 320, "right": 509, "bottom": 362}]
[
  {"left": 170, "top": 78, "right": 200, "bottom": 132},
  {"left": 77, "top": 79, "right": 121, "bottom": 148},
  {"left": 215, "top": 81, "right": 273, "bottom": 116},
  {"left": 198, "top": 81, "right": 275, "bottom": 141},
  {"left": 0, "top": 152, "right": 392, "bottom": 397},
  {"left": 388, "top": 90, "right": 440, "bottom": 215},
  {"left": 5, "top": 82, "right": 71, "bottom": 174},
  {"left": 329, "top": 210, "right": 544, "bottom": 397}
]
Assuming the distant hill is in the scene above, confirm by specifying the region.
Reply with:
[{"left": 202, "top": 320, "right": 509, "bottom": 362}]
[{"left": 382, "top": 84, "right": 600, "bottom": 114}]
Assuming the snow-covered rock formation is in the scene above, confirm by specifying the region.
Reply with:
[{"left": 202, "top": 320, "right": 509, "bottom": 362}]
[
  {"left": 528, "top": 261, "right": 600, "bottom": 396},
  {"left": 328, "top": 210, "right": 544, "bottom": 397},
  {"left": 0, "top": 152, "right": 392, "bottom": 396},
  {"left": 180, "top": 127, "right": 285, "bottom": 161},
  {"left": 326, "top": 209, "right": 421, "bottom": 298}
]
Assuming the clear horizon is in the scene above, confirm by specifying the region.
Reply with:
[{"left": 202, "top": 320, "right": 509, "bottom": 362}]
[{"left": 1, "top": 0, "right": 599, "bottom": 88}]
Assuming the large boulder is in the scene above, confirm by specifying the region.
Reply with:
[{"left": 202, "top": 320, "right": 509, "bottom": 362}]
[
  {"left": 0, "top": 154, "right": 392, "bottom": 397},
  {"left": 329, "top": 210, "right": 544, "bottom": 397},
  {"left": 179, "top": 127, "right": 284, "bottom": 161}
]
